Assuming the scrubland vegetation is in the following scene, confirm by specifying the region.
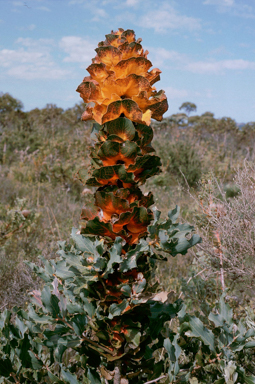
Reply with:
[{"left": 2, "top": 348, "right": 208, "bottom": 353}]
[{"left": 1, "top": 91, "right": 255, "bottom": 382}]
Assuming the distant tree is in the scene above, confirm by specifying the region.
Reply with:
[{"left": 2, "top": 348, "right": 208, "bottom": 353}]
[
  {"left": 179, "top": 101, "right": 197, "bottom": 116},
  {"left": 0, "top": 93, "right": 25, "bottom": 128},
  {"left": 0, "top": 92, "right": 23, "bottom": 115},
  {"left": 201, "top": 111, "right": 214, "bottom": 119},
  {"left": 169, "top": 112, "right": 188, "bottom": 126}
]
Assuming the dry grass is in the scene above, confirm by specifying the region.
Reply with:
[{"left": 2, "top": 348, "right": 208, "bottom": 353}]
[{"left": 191, "top": 161, "right": 255, "bottom": 301}]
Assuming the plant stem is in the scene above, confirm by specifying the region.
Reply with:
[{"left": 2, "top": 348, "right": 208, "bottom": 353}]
[
  {"left": 144, "top": 375, "right": 168, "bottom": 384},
  {"left": 215, "top": 230, "right": 225, "bottom": 291},
  {"left": 114, "top": 360, "right": 121, "bottom": 384}
]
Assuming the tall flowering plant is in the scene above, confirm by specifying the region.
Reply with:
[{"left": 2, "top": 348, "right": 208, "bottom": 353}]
[{"left": 0, "top": 29, "right": 201, "bottom": 384}]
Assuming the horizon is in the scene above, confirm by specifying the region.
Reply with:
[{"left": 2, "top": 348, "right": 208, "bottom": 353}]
[{"left": 1, "top": 0, "right": 255, "bottom": 123}]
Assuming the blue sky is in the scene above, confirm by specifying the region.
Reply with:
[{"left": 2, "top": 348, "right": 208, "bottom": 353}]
[{"left": 0, "top": 0, "right": 255, "bottom": 122}]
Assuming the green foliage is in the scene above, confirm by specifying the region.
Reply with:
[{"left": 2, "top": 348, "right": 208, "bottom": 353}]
[
  {"left": 165, "top": 141, "right": 202, "bottom": 188},
  {"left": 0, "top": 92, "right": 23, "bottom": 124},
  {"left": 224, "top": 184, "right": 240, "bottom": 199},
  {"left": 0, "top": 206, "right": 199, "bottom": 383},
  {"left": 164, "top": 293, "right": 255, "bottom": 383},
  {"left": 0, "top": 198, "right": 42, "bottom": 308}
]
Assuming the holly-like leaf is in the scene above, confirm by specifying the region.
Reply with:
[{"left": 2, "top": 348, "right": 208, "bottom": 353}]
[
  {"left": 61, "top": 368, "right": 81, "bottom": 384},
  {"left": 72, "top": 314, "right": 88, "bottom": 337},
  {"left": 108, "top": 299, "right": 130, "bottom": 319},
  {"left": 185, "top": 316, "right": 215, "bottom": 352},
  {"left": 71, "top": 228, "right": 98, "bottom": 255},
  {"left": 41, "top": 285, "right": 60, "bottom": 318},
  {"left": 120, "top": 239, "right": 149, "bottom": 272},
  {"left": 28, "top": 351, "right": 44, "bottom": 370},
  {"left": 0, "top": 309, "right": 11, "bottom": 330}
]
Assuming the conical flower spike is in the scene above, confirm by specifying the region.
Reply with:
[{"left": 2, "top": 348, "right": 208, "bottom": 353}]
[
  {"left": 77, "top": 29, "right": 168, "bottom": 245},
  {"left": 77, "top": 28, "right": 168, "bottom": 126}
]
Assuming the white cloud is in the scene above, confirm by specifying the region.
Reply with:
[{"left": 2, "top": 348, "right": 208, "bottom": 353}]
[
  {"left": 12, "top": 1, "right": 24, "bottom": 6},
  {"left": 185, "top": 59, "right": 255, "bottom": 73},
  {"left": 17, "top": 23, "right": 36, "bottom": 31},
  {"left": 7, "top": 65, "right": 68, "bottom": 80},
  {"left": 0, "top": 38, "right": 70, "bottom": 80},
  {"left": 125, "top": 0, "right": 140, "bottom": 6},
  {"left": 203, "top": 0, "right": 255, "bottom": 18},
  {"left": 60, "top": 36, "right": 96, "bottom": 64},
  {"left": 209, "top": 46, "right": 230, "bottom": 56},
  {"left": 165, "top": 86, "right": 188, "bottom": 99},
  {"left": 36, "top": 6, "right": 51, "bottom": 11},
  {"left": 16, "top": 37, "right": 54, "bottom": 47},
  {"left": 148, "top": 47, "right": 187, "bottom": 68},
  {"left": 91, "top": 8, "right": 108, "bottom": 21},
  {"left": 138, "top": 3, "right": 201, "bottom": 33},
  {"left": 203, "top": 0, "right": 234, "bottom": 6}
]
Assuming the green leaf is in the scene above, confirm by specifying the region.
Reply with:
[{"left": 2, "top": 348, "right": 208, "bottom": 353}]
[
  {"left": 243, "top": 376, "right": 255, "bottom": 384},
  {"left": 127, "top": 154, "right": 161, "bottom": 183},
  {"left": 92, "top": 164, "right": 134, "bottom": 184},
  {"left": 72, "top": 314, "right": 88, "bottom": 337},
  {"left": 219, "top": 294, "right": 233, "bottom": 324},
  {"left": 244, "top": 341, "right": 255, "bottom": 349},
  {"left": 28, "top": 351, "right": 44, "bottom": 370},
  {"left": 213, "top": 379, "right": 225, "bottom": 384},
  {"left": 0, "top": 309, "right": 11, "bottom": 330},
  {"left": 47, "top": 369, "right": 65, "bottom": 383},
  {"left": 208, "top": 312, "right": 224, "bottom": 327},
  {"left": 25, "top": 260, "right": 53, "bottom": 282},
  {"left": 185, "top": 316, "right": 215, "bottom": 352},
  {"left": 15, "top": 316, "right": 27, "bottom": 338},
  {"left": 136, "top": 123, "right": 153, "bottom": 147},
  {"left": 91, "top": 122, "right": 104, "bottom": 141},
  {"left": 61, "top": 368, "right": 81, "bottom": 384},
  {"left": 120, "top": 239, "right": 149, "bottom": 272},
  {"left": 149, "top": 301, "right": 181, "bottom": 338},
  {"left": 80, "top": 295, "right": 96, "bottom": 318},
  {"left": 0, "top": 357, "right": 13, "bottom": 377},
  {"left": 71, "top": 228, "right": 98, "bottom": 255},
  {"left": 108, "top": 299, "right": 129, "bottom": 319},
  {"left": 103, "top": 237, "right": 123, "bottom": 277},
  {"left": 164, "top": 334, "right": 181, "bottom": 379},
  {"left": 41, "top": 285, "right": 60, "bottom": 318},
  {"left": 87, "top": 368, "right": 103, "bottom": 384},
  {"left": 125, "top": 328, "right": 141, "bottom": 348},
  {"left": 53, "top": 260, "right": 76, "bottom": 280},
  {"left": 27, "top": 305, "right": 52, "bottom": 324},
  {"left": 132, "top": 277, "right": 146, "bottom": 295},
  {"left": 18, "top": 333, "right": 32, "bottom": 367},
  {"left": 106, "top": 117, "right": 136, "bottom": 141},
  {"left": 168, "top": 205, "right": 180, "bottom": 223},
  {"left": 97, "top": 140, "right": 139, "bottom": 164}
]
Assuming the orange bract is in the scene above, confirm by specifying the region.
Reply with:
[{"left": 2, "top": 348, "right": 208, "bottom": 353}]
[
  {"left": 76, "top": 28, "right": 168, "bottom": 126},
  {"left": 78, "top": 29, "right": 168, "bottom": 245}
]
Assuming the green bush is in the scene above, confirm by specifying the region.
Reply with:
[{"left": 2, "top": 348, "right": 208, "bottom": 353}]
[{"left": 166, "top": 141, "right": 202, "bottom": 187}]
